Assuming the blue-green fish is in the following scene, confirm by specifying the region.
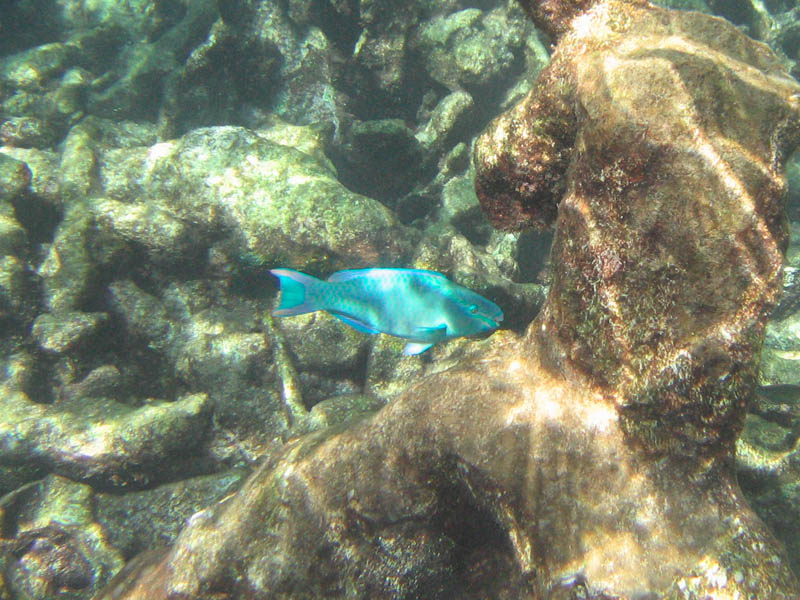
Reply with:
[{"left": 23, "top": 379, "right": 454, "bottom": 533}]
[{"left": 270, "top": 268, "right": 503, "bottom": 355}]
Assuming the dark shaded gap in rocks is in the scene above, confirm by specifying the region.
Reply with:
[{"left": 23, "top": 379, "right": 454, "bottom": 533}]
[
  {"left": 10, "top": 191, "right": 62, "bottom": 245},
  {"left": 516, "top": 229, "right": 554, "bottom": 284},
  {"left": 707, "top": 0, "right": 758, "bottom": 30},
  {"left": 307, "top": 0, "right": 363, "bottom": 57},
  {"left": 0, "top": 0, "right": 65, "bottom": 55}
]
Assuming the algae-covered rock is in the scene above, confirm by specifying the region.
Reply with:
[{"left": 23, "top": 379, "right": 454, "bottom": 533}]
[
  {"left": 0, "top": 153, "right": 32, "bottom": 201},
  {"left": 273, "top": 310, "right": 369, "bottom": 377},
  {"left": 37, "top": 208, "right": 98, "bottom": 313},
  {"left": 95, "top": 469, "right": 248, "bottom": 559},
  {"left": 106, "top": 280, "right": 175, "bottom": 352},
  {"left": 160, "top": 280, "right": 288, "bottom": 464},
  {"left": 761, "top": 224, "right": 800, "bottom": 385},
  {"left": 364, "top": 334, "right": 429, "bottom": 401},
  {"left": 43, "top": 120, "right": 401, "bottom": 316},
  {"left": 414, "top": 8, "right": 522, "bottom": 91},
  {"left": 87, "top": 2, "right": 218, "bottom": 121},
  {"left": 31, "top": 311, "right": 109, "bottom": 354},
  {"left": 59, "top": 365, "right": 124, "bottom": 404},
  {"left": 412, "top": 224, "right": 545, "bottom": 330},
  {"left": 415, "top": 91, "right": 475, "bottom": 163},
  {"left": 0, "top": 255, "right": 40, "bottom": 326},
  {"left": 0, "top": 206, "right": 27, "bottom": 257},
  {"left": 761, "top": 312, "right": 800, "bottom": 385},
  {"left": 296, "top": 394, "right": 386, "bottom": 434},
  {"left": 0, "top": 42, "right": 85, "bottom": 147},
  {"left": 737, "top": 386, "right": 800, "bottom": 577},
  {"left": 0, "top": 390, "right": 211, "bottom": 493},
  {"left": 0, "top": 148, "right": 60, "bottom": 208},
  {"left": 0, "top": 475, "right": 124, "bottom": 600},
  {"left": 94, "top": 197, "right": 200, "bottom": 265},
  {"left": 98, "top": 125, "right": 413, "bottom": 270}
]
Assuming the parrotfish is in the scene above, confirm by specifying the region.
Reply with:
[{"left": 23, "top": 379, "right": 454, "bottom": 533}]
[{"left": 270, "top": 268, "right": 503, "bottom": 355}]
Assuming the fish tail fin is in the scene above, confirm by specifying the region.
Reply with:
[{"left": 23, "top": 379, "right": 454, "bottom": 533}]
[{"left": 270, "top": 269, "right": 324, "bottom": 316}]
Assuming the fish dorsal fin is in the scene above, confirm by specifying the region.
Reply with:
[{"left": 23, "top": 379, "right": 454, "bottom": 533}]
[
  {"left": 327, "top": 268, "right": 447, "bottom": 283},
  {"left": 327, "top": 269, "right": 368, "bottom": 282},
  {"left": 330, "top": 311, "right": 380, "bottom": 334}
]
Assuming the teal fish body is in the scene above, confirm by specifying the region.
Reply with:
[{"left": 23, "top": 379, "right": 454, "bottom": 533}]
[{"left": 270, "top": 268, "right": 503, "bottom": 355}]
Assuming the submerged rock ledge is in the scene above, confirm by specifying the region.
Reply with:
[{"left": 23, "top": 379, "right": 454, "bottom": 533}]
[{"left": 99, "top": 1, "right": 800, "bottom": 598}]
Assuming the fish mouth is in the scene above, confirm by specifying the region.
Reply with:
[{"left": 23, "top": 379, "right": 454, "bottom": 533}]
[{"left": 476, "top": 313, "right": 503, "bottom": 329}]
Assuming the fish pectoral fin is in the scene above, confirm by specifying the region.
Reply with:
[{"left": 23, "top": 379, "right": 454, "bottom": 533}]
[
  {"left": 330, "top": 312, "right": 380, "bottom": 335},
  {"left": 403, "top": 342, "right": 435, "bottom": 355}
]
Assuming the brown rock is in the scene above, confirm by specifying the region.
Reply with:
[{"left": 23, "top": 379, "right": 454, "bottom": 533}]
[{"left": 97, "top": 1, "right": 800, "bottom": 598}]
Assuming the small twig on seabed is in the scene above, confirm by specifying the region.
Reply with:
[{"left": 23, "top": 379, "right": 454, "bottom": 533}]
[{"left": 262, "top": 310, "right": 308, "bottom": 431}]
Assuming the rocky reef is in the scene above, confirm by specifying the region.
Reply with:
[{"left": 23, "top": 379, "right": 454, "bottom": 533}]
[
  {"left": 1, "top": 0, "right": 800, "bottom": 598},
  {"left": 87, "top": 1, "right": 800, "bottom": 598}
]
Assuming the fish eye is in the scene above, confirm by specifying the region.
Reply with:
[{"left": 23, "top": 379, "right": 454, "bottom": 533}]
[{"left": 469, "top": 304, "right": 478, "bottom": 314}]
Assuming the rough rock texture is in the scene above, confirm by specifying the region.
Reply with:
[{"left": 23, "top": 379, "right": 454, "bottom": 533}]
[
  {"left": 0, "top": 389, "right": 211, "bottom": 493},
  {"left": 737, "top": 385, "right": 800, "bottom": 578},
  {"left": 96, "top": 1, "right": 800, "bottom": 599},
  {"left": 0, "top": 475, "right": 124, "bottom": 599}
]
